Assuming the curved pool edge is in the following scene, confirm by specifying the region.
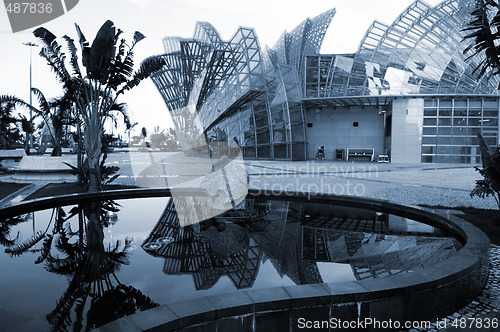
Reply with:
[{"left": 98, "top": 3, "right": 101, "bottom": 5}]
[
  {"left": 0, "top": 189, "right": 490, "bottom": 331},
  {"left": 97, "top": 220, "right": 489, "bottom": 332}
]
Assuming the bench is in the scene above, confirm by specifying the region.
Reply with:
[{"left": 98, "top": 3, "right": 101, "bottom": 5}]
[{"left": 346, "top": 148, "right": 374, "bottom": 161}]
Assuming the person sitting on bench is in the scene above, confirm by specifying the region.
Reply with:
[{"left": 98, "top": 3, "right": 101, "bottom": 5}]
[{"left": 317, "top": 146, "right": 325, "bottom": 160}]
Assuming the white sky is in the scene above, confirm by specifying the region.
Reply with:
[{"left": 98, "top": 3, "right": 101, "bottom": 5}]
[{"left": 0, "top": 0, "right": 443, "bottom": 136}]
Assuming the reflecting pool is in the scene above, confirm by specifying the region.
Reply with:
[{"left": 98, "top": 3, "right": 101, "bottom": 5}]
[{"left": 0, "top": 196, "right": 461, "bottom": 331}]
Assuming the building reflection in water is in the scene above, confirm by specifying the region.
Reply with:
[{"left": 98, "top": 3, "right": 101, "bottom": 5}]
[{"left": 142, "top": 198, "right": 462, "bottom": 289}]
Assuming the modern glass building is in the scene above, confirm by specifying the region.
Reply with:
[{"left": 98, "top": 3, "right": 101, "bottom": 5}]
[{"left": 149, "top": 0, "right": 500, "bottom": 163}]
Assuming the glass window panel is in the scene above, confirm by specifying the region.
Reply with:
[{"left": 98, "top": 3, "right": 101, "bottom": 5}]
[
  {"left": 469, "top": 100, "right": 482, "bottom": 107},
  {"left": 254, "top": 112, "right": 269, "bottom": 128},
  {"left": 438, "top": 118, "right": 451, "bottom": 126},
  {"left": 422, "top": 146, "right": 436, "bottom": 154},
  {"left": 243, "top": 146, "right": 256, "bottom": 158},
  {"left": 422, "top": 137, "right": 437, "bottom": 144},
  {"left": 271, "top": 108, "right": 284, "bottom": 122},
  {"left": 452, "top": 136, "right": 468, "bottom": 144},
  {"left": 484, "top": 137, "right": 497, "bottom": 145},
  {"left": 452, "top": 127, "right": 467, "bottom": 135},
  {"left": 292, "top": 143, "right": 305, "bottom": 160},
  {"left": 256, "top": 130, "right": 270, "bottom": 144},
  {"left": 469, "top": 110, "right": 481, "bottom": 117},
  {"left": 482, "top": 118, "right": 498, "bottom": 126},
  {"left": 437, "top": 146, "right": 451, "bottom": 154},
  {"left": 289, "top": 108, "right": 303, "bottom": 124},
  {"left": 469, "top": 118, "right": 481, "bottom": 126},
  {"left": 257, "top": 145, "right": 270, "bottom": 158},
  {"left": 437, "top": 137, "right": 452, "bottom": 144},
  {"left": 291, "top": 124, "right": 305, "bottom": 141},
  {"left": 439, "top": 109, "right": 452, "bottom": 116},
  {"left": 272, "top": 124, "right": 287, "bottom": 143},
  {"left": 274, "top": 144, "right": 288, "bottom": 159},
  {"left": 436, "top": 155, "right": 451, "bottom": 163},
  {"left": 421, "top": 155, "right": 435, "bottom": 163},
  {"left": 454, "top": 109, "right": 467, "bottom": 117},
  {"left": 438, "top": 127, "right": 451, "bottom": 135},
  {"left": 483, "top": 110, "right": 498, "bottom": 117},
  {"left": 452, "top": 146, "right": 468, "bottom": 154},
  {"left": 439, "top": 100, "right": 452, "bottom": 107},
  {"left": 424, "top": 109, "right": 437, "bottom": 116},
  {"left": 484, "top": 100, "right": 497, "bottom": 108},
  {"left": 424, "top": 99, "right": 437, "bottom": 107},
  {"left": 468, "top": 128, "right": 481, "bottom": 136},
  {"left": 451, "top": 155, "right": 466, "bottom": 163},
  {"left": 454, "top": 100, "right": 467, "bottom": 108},
  {"left": 424, "top": 118, "right": 437, "bottom": 125},
  {"left": 453, "top": 118, "right": 467, "bottom": 126},
  {"left": 423, "top": 127, "right": 437, "bottom": 135}
]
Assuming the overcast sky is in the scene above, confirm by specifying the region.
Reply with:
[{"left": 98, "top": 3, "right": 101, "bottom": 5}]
[{"left": 0, "top": 0, "right": 443, "bottom": 136}]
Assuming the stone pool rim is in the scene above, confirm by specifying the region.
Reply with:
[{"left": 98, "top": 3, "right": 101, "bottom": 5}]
[{"left": 0, "top": 188, "right": 490, "bottom": 331}]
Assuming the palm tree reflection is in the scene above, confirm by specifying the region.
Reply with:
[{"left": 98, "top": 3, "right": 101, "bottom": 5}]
[{"left": 1, "top": 201, "right": 158, "bottom": 331}]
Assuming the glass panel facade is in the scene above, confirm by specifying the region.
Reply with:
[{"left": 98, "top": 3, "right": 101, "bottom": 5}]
[
  {"left": 151, "top": 1, "right": 500, "bottom": 163},
  {"left": 421, "top": 97, "right": 499, "bottom": 163}
]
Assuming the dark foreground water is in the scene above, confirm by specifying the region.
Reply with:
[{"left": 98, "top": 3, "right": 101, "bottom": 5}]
[{"left": 0, "top": 196, "right": 461, "bottom": 331}]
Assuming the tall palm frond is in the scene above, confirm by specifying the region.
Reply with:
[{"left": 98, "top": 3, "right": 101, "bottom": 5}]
[
  {"left": 463, "top": 0, "right": 500, "bottom": 83},
  {"left": 62, "top": 35, "right": 83, "bottom": 78},
  {"left": 33, "top": 27, "right": 72, "bottom": 88},
  {"left": 4, "top": 230, "right": 45, "bottom": 257},
  {"left": 471, "top": 133, "right": 500, "bottom": 208},
  {"left": 117, "top": 55, "right": 166, "bottom": 96}
]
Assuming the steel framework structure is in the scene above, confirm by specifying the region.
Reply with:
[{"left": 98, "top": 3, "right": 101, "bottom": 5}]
[{"left": 149, "top": 0, "right": 499, "bottom": 161}]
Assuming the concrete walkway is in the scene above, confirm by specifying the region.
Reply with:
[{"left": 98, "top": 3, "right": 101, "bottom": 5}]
[
  {"left": 0, "top": 153, "right": 494, "bottom": 209},
  {"left": 0, "top": 152, "right": 499, "bottom": 331}
]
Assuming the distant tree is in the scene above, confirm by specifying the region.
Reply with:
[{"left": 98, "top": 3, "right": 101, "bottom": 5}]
[{"left": 0, "top": 101, "right": 21, "bottom": 149}]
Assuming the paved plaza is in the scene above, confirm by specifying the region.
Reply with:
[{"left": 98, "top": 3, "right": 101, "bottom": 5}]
[
  {"left": 1, "top": 151, "right": 499, "bottom": 330},
  {"left": 2, "top": 150, "right": 496, "bottom": 210}
]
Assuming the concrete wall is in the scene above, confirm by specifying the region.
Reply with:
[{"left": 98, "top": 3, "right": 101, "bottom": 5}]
[
  {"left": 391, "top": 98, "right": 424, "bottom": 163},
  {"left": 305, "top": 106, "right": 385, "bottom": 160}
]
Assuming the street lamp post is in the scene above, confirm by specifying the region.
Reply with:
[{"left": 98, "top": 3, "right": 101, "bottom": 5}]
[{"left": 23, "top": 41, "right": 38, "bottom": 154}]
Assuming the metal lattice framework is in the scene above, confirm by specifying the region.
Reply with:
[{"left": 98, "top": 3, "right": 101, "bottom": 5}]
[
  {"left": 304, "top": 0, "right": 499, "bottom": 99},
  {"left": 150, "top": 10, "right": 337, "bottom": 160},
  {"left": 149, "top": 0, "right": 498, "bottom": 161}
]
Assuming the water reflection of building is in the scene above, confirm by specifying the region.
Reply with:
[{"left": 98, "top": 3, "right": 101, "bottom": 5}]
[{"left": 142, "top": 198, "right": 461, "bottom": 289}]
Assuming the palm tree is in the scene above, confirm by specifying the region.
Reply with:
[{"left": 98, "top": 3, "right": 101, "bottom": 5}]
[
  {"left": 1, "top": 89, "right": 78, "bottom": 156},
  {"left": 462, "top": 0, "right": 500, "bottom": 81},
  {"left": 463, "top": 1, "right": 500, "bottom": 209},
  {"left": 41, "top": 203, "right": 159, "bottom": 331},
  {"left": 18, "top": 114, "right": 34, "bottom": 154},
  {"left": 33, "top": 20, "right": 165, "bottom": 191}
]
